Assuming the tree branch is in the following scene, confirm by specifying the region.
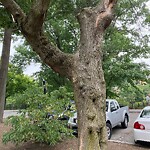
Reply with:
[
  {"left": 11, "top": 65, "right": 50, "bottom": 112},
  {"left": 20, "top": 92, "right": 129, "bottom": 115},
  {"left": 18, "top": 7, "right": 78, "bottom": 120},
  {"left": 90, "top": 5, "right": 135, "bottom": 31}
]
[
  {"left": 0, "top": 0, "right": 74, "bottom": 79},
  {"left": 26, "top": 0, "right": 51, "bottom": 34},
  {"left": 0, "top": 0, "right": 26, "bottom": 25},
  {"left": 94, "top": 0, "right": 118, "bottom": 30}
]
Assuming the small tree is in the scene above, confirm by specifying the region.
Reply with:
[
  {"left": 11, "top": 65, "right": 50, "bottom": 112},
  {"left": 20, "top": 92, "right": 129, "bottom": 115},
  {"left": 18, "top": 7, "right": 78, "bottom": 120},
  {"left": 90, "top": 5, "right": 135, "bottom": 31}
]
[{"left": 3, "top": 86, "right": 74, "bottom": 145}]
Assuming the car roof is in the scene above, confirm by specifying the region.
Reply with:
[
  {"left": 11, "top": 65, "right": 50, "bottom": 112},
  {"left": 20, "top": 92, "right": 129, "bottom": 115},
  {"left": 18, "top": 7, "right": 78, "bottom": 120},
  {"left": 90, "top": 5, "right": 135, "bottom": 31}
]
[
  {"left": 106, "top": 99, "right": 116, "bottom": 102},
  {"left": 143, "top": 106, "right": 150, "bottom": 110}
]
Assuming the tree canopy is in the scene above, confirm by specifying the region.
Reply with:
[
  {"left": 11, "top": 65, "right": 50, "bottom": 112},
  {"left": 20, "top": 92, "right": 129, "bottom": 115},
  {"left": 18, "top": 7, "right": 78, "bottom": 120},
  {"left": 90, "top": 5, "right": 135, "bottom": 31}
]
[{"left": 9, "top": 0, "right": 150, "bottom": 97}]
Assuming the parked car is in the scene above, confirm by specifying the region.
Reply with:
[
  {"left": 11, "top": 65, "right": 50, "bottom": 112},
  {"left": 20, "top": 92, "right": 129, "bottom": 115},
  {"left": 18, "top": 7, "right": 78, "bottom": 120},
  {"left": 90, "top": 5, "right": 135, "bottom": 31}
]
[
  {"left": 133, "top": 106, "right": 150, "bottom": 143},
  {"left": 106, "top": 99, "right": 129, "bottom": 139},
  {"left": 68, "top": 99, "right": 129, "bottom": 139}
]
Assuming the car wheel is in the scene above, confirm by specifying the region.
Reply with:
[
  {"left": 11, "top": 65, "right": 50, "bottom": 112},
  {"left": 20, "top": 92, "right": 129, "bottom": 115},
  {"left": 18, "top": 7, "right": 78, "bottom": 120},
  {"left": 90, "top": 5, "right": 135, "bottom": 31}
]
[
  {"left": 134, "top": 140, "right": 138, "bottom": 144},
  {"left": 121, "top": 115, "right": 128, "bottom": 128},
  {"left": 106, "top": 123, "right": 112, "bottom": 140}
]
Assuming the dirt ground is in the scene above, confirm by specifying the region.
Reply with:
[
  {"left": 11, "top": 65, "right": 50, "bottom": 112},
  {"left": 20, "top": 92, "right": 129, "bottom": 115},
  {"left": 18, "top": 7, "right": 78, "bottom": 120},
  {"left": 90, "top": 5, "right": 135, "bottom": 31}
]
[{"left": 0, "top": 123, "right": 149, "bottom": 150}]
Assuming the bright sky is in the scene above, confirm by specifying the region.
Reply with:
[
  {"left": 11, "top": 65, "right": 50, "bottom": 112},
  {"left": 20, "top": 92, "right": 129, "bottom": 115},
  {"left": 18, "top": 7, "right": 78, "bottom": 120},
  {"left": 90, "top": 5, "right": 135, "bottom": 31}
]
[{"left": 0, "top": 41, "right": 41, "bottom": 75}]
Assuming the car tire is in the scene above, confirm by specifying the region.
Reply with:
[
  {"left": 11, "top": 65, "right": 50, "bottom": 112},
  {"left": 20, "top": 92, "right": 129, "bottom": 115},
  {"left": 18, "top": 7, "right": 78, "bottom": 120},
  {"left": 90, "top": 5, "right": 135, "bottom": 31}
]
[
  {"left": 134, "top": 140, "right": 138, "bottom": 144},
  {"left": 106, "top": 123, "right": 112, "bottom": 140},
  {"left": 121, "top": 115, "right": 128, "bottom": 128}
]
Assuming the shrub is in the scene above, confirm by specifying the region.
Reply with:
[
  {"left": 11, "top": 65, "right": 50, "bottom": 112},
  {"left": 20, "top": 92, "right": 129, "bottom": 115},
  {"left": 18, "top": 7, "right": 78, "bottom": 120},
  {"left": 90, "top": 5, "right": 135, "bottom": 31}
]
[
  {"left": 117, "top": 99, "right": 129, "bottom": 107},
  {"left": 3, "top": 86, "right": 74, "bottom": 145}
]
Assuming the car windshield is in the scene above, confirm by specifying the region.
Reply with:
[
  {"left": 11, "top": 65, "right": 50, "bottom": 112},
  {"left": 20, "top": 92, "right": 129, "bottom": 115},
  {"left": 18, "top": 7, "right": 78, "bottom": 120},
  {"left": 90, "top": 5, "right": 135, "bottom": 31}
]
[{"left": 140, "top": 109, "right": 150, "bottom": 118}]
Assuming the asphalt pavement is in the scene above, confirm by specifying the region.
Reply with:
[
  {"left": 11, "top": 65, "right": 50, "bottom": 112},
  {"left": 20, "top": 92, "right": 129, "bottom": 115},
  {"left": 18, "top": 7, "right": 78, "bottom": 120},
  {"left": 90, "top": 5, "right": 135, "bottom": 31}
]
[
  {"left": 3, "top": 110, "right": 19, "bottom": 118},
  {"left": 110, "top": 110, "right": 140, "bottom": 144}
]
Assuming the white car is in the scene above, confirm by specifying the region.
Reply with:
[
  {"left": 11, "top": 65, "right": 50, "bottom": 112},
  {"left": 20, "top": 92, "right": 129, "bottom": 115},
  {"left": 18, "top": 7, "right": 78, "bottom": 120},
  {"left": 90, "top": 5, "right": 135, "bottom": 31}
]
[
  {"left": 134, "top": 106, "right": 150, "bottom": 143},
  {"left": 68, "top": 99, "right": 129, "bottom": 139}
]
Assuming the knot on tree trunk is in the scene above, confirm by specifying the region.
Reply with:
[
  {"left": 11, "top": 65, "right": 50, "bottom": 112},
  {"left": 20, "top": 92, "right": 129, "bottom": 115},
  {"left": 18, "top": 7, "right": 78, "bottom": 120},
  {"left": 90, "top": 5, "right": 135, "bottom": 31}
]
[
  {"left": 87, "top": 113, "right": 96, "bottom": 121},
  {"left": 88, "top": 125, "right": 102, "bottom": 134}
]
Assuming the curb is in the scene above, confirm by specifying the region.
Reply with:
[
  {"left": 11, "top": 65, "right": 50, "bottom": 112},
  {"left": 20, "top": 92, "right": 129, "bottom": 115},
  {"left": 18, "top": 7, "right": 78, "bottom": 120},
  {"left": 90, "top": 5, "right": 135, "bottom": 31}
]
[
  {"left": 129, "top": 109, "right": 141, "bottom": 113},
  {"left": 109, "top": 139, "right": 134, "bottom": 145}
]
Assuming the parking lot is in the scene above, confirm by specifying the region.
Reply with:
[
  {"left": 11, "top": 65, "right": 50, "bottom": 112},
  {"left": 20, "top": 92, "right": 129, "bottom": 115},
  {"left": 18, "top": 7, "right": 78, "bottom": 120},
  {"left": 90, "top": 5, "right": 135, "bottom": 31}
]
[
  {"left": 110, "top": 111, "right": 139, "bottom": 144},
  {"left": 110, "top": 111, "right": 150, "bottom": 149}
]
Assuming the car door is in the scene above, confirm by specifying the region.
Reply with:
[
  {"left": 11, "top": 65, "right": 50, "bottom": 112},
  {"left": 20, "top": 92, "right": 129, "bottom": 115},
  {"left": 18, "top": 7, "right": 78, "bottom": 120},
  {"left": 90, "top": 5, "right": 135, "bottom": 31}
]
[
  {"left": 110, "top": 101, "right": 120, "bottom": 127},
  {"left": 114, "top": 101, "right": 122, "bottom": 123}
]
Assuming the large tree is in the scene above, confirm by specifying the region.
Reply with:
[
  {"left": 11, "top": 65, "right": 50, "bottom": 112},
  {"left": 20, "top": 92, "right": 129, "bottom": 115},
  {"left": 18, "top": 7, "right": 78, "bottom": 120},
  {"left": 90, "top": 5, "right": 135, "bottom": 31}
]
[
  {"left": 11, "top": 0, "right": 150, "bottom": 98},
  {"left": 0, "top": 0, "right": 118, "bottom": 149}
]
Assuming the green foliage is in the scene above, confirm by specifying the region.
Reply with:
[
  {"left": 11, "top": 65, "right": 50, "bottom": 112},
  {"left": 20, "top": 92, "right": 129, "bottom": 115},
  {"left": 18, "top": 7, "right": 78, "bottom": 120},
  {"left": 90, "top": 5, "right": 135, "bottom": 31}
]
[
  {"left": 117, "top": 98, "right": 147, "bottom": 109},
  {"left": 3, "top": 86, "right": 74, "bottom": 145},
  {"left": 103, "top": 14, "right": 150, "bottom": 98},
  {"left": 138, "top": 83, "right": 150, "bottom": 96},
  {"left": 120, "top": 85, "right": 142, "bottom": 102},
  {"left": 0, "top": 6, "right": 13, "bottom": 29},
  {"left": 10, "top": 0, "right": 150, "bottom": 100},
  {"left": 0, "top": 0, "right": 34, "bottom": 37},
  {"left": 11, "top": 45, "right": 40, "bottom": 71},
  {"left": 45, "top": 0, "right": 79, "bottom": 54},
  {"left": 36, "top": 64, "right": 73, "bottom": 93},
  {"left": 103, "top": 0, "right": 150, "bottom": 98},
  {"left": 117, "top": 83, "right": 150, "bottom": 108},
  {"left": 117, "top": 98, "right": 129, "bottom": 107},
  {"left": 4, "top": 0, "right": 150, "bottom": 101},
  {"left": 104, "top": 58, "right": 150, "bottom": 98},
  {"left": 132, "top": 101, "right": 147, "bottom": 109},
  {"left": 6, "top": 64, "right": 36, "bottom": 98}
]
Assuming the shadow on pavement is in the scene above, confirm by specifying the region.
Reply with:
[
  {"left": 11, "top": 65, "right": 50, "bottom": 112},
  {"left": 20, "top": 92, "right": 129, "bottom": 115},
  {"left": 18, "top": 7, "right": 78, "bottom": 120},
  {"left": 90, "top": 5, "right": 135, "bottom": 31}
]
[{"left": 136, "top": 141, "right": 150, "bottom": 148}]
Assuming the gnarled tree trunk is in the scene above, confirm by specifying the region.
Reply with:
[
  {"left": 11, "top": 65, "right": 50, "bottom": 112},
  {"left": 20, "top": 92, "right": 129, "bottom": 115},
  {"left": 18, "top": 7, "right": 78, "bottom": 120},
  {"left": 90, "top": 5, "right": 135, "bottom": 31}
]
[{"left": 72, "top": 8, "right": 108, "bottom": 149}]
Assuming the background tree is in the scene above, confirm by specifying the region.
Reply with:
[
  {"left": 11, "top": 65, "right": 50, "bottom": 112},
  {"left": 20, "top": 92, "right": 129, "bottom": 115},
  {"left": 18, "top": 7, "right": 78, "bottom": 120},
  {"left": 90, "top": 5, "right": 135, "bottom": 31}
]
[
  {"left": 0, "top": 0, "right": 21, "bottom": 122},
  {"left": 0, "top": 28, "right": 12, "bottom": 123},
  {"left": 0, "top": 1, "right": 36, "bottom": 118},
  {"left": 103, "top": 0, "right": 150, "bottom": 97},
  {"left": 5, "top": 63, "right": 37, "bottom": 109}
]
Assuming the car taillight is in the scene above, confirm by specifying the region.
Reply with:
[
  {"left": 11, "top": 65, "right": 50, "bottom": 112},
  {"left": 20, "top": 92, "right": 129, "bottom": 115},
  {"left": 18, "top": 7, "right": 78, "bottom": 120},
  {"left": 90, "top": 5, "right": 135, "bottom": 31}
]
[{"left": 134, "top": 121, "right": 145, "bottom": 130}]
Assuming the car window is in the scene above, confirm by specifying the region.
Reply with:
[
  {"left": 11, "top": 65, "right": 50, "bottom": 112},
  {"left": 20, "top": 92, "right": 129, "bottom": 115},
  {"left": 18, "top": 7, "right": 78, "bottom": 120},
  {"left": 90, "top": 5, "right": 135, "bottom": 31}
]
[
  {"left": 110, "top": 101, "right": 117, "bottom": 112},
  {"left": 140, "top": 109, "right": 150, "bottom": 118},
  {"left": 106, "top": 101, "right": 108, "bottom": 112},
  {"left": 114, "top": 102, "right": 119, "bottom": 109}
]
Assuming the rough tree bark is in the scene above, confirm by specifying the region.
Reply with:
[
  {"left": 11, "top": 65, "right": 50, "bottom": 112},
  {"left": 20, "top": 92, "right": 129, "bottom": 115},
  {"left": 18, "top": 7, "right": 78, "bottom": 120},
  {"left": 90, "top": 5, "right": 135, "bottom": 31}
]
[
  {"left": 0, "top": 28, "right": 12, "bottom": 123},
  {"left": 0, "top": 0, "right": 117, "bottom": 149}
]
